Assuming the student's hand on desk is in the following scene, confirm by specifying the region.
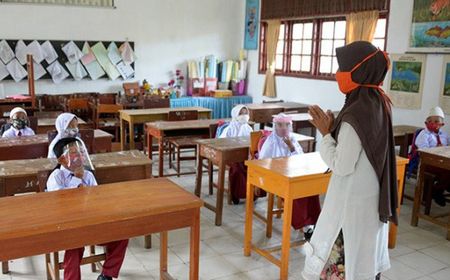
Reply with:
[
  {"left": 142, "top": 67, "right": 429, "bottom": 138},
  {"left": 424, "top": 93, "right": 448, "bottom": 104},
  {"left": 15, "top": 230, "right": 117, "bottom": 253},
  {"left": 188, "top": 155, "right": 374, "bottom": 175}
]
[{"left": 308, "top": 105, "right": 335, "bottom": 136}]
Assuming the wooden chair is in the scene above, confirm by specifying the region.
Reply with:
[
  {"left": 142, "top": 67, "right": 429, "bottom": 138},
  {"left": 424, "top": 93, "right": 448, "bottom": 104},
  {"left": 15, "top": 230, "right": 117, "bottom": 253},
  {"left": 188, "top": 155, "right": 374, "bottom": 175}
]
[
  {"left": 143, "top": 97, "right": 170, "bottom": 109},
  {"left": 66, "top": 98, "right": 91, "bottom": 122},
  {"left": 207, "top": 124, "right": 219, "bottom": 195},
  {"left": 28, "top": 116, "right": 38, "bottom": 133},
  {"left": 167, "top": 110, "right": 200, "bottom": 176},
  {"left": 48, "top": 129, "right": 95, "bottom": 154},
  {"left": 94, "top": 104, "right": 123, "bottom": 141},
  {"left": 97, "top": 93, "right": 118, "bottom": 105}
]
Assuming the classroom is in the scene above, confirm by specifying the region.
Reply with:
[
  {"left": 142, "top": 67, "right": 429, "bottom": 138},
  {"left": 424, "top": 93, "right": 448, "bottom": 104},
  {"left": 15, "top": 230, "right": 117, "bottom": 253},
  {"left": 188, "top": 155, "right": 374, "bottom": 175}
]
[{"left": 0, "top": 0, "right": 449, "bottom": 279}]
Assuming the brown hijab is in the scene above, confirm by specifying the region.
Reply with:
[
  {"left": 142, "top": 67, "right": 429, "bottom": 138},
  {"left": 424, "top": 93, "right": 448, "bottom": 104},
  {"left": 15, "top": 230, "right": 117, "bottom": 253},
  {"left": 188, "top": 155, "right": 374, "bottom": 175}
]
[{"left": 332, "top": 41, "right": 398, "bottom": 225}]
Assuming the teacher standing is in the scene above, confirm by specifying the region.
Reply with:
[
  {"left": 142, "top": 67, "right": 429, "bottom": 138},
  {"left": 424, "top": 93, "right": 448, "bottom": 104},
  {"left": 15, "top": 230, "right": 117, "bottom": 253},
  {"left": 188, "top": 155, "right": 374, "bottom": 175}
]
[{"left": 302, "top": 41, "right": 398, "bottom": 280}]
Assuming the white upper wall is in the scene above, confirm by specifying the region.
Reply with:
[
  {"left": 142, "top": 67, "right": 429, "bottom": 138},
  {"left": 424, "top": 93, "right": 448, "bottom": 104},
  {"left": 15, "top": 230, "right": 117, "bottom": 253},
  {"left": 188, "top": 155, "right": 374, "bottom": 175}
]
[
  {"left": 246, "top": 0, "right": 450, "bottom": 133},
  {"left": 0, "top": 0, "right": 245, "bottom": 95}
]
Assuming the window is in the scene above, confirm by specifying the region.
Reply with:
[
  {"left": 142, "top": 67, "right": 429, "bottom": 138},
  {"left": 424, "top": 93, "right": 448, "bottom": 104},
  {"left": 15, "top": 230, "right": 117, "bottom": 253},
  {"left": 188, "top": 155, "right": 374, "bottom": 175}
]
[{"left": 259, "top": 16, "right": 388, "bottom": 80}]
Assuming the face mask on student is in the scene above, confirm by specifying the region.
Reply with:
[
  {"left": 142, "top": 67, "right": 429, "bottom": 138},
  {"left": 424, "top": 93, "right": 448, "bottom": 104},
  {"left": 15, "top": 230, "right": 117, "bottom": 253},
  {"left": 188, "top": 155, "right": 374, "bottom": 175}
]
[
  {"left": 236, "top": 114, "right": 250, "bottom": 124},
  {"left": 64, "top": 127, "right": 79, "bottom": 137},
  {"left": 425, "top": 121, "right": 442, "bottom": 133},
  {"left": 12, "top": 118, "right": 27, "bottom": 130}
]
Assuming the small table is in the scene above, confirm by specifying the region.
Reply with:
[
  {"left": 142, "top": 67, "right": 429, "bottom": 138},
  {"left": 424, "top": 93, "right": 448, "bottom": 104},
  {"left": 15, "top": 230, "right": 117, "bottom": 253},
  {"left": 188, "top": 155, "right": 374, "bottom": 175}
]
[
  {"left": 244, "top": 153, "right": 409, "bottom": 280},
  {"left": 0, "top": 178, "right": 202, "bottom": 280},
  {"left": 393, "top": 125, "right": 421, "bottom": 158},
  {"left": 411, "top": 146, "right": 450, "bottom": 240},
  {"left": 37, "top": 117, "right": 89, "bottom": 134},
  {"left": 247, "top": 102, "right": 310, "bottom": 125},
  {"left": 0, "top": 129, "right": 113, "bottom": 160},
  {"left": 194, "top": 134, "right": 315, "bottom": 226},
  {"left": 120, "top": 107, "right": 212, "bottom": 150},
  {"left": 146, "top": 119, "right": 228, "bottom": 177},
  {"left": 0, "top": 150, "right": 151, "bottom": 197}
]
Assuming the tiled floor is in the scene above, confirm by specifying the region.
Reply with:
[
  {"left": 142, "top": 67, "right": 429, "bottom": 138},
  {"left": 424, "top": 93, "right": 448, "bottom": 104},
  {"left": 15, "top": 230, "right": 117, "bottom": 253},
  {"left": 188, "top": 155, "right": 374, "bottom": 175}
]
[{"left": 2, "top": 155, "right": 449, "bottom": 279}]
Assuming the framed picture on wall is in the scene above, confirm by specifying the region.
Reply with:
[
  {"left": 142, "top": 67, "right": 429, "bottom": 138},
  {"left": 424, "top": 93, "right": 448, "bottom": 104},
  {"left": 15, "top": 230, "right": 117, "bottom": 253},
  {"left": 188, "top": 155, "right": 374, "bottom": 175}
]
[
  {"left": 386, "top": 54, "right": 427, "bottom": 109},
  {"left": 439, "top": 55, "right": 450, "bottom": 114},
  {"left": 244, "top": 0, "right": 259, "bottom": 50},
  {"left": 409, "top": 0, "right": 450, "bottom": 53}
]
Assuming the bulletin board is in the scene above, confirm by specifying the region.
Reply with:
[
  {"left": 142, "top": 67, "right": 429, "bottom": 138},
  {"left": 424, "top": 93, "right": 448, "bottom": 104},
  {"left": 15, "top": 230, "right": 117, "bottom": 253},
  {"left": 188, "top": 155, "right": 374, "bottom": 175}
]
[{"left": 0, "top": 39, "right": 135, "bottom": 82}]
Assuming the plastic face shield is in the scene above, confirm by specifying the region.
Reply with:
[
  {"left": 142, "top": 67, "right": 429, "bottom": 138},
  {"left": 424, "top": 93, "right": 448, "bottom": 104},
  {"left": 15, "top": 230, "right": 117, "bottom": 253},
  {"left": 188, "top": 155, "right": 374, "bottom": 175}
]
[
  {"left": 274, "top": 121, "right": 292, "bottom": 138},
  {"left": 62, "top": 141, "right": 94, "bottom": 171}
]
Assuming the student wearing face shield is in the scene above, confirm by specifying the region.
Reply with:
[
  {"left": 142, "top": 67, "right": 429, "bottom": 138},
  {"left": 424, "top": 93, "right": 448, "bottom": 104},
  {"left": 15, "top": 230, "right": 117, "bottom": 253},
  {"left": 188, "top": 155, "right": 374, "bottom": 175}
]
[
  {"left": 47, "top": 112, "right": 86, "bottom": 158},
  {"left": 258, "top": 114, "right": 321, "bottom": 240},
  {"left": 1, "top": 107, "right": 35, "bottom": 138},
  {"left": 46, "top": 137, "right": 128, "bottom": 280}
]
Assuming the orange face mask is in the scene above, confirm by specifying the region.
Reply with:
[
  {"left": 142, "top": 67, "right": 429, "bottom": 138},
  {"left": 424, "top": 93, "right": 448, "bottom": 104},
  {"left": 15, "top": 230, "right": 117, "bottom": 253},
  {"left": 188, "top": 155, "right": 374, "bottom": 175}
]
[{"left": 335, "top": 48, "right": 390, "bottom": 94}]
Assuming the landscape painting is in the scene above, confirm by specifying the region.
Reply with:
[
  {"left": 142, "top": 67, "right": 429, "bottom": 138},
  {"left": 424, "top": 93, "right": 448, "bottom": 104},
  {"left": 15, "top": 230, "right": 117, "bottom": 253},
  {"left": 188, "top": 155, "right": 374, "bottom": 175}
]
[
  {"left": 387, "top": 54, "right": 426, "bottom": 109},
  {"left": 410, "top": 0, "right": 450, "bottom": 52}
]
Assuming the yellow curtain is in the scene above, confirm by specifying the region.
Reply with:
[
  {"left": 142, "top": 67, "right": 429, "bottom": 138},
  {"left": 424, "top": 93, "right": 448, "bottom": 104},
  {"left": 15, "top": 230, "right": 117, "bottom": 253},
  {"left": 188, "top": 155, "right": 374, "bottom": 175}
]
[
  {"left": 263, "top": 20, "right": 281, "bottom": 98},
  {"left": 346, "top": 10, "right": 379, "bottom": 44}
]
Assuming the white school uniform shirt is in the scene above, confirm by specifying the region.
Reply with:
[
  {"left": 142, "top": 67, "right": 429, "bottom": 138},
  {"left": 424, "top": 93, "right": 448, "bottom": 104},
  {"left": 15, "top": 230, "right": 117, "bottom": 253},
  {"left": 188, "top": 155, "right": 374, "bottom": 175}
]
[
  {"left": 219, "top": 104, "right": 253, "bottom": 138},
  {"left": 1, "top": 126, "right": 35, "bottom": 138},
  {"left": 46, "top": 166, "right": 97, "bottom": 192},
  {"left": 415, "top": 128, "right": 449, "bottom": 148},
  {"left": 258, "top": 132, "right": 303, "bottom": 159},
  {"left": 303, "top": 122, "right": 390, "bottom": 280}
]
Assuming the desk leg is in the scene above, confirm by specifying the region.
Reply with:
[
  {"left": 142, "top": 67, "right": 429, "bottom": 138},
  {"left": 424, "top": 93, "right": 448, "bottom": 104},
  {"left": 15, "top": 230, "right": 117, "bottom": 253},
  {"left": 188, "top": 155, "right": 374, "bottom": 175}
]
[
  {"left": 2, "top": 262, "right": 8, "bottom": 274},
  {"left": 194, "top": 153, "right": 203, "bottom": 197},
  {"left": 280, "top": 198, "right": 293, "bottom": 280},
  {"left": 158, "top": 137, "right": 164, "bottom": 177},
  {"left": 160, "top": 231, "right": 168, "bottom": 278},
  {"left": 129, "top": 120, "right": 135, "bottom": 150},
  {"left": 266, "top": 193, "right": 274, "bottom": 238},
  {"left": 244, "top": 182, "right": 255, "bottom": 257},
  {"left": 189, "top": 209, "right": 200, "bottom": 280},
  {"left": 120, "top": 119, "right": 126, "bottom": 151},
  {"left": 400, "top": 135, "right": 409, "bottom": 158},
  {"left": 215, "top": 163, "right": 226, "bottom": 226},
  {"left": 147, "top": 132, "right": 153, "bottom": 160},
  {"left": 411, "top": 160, "right": 425, "bottom": 226},
  {"left": 389, "top": 166, "right": 406, "bottom": 249}
]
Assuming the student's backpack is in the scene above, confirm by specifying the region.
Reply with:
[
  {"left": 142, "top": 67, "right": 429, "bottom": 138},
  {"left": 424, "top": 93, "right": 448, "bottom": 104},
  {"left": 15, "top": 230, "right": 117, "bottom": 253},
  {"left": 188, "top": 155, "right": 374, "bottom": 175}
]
[
  {"left": 407, "top": 128, "right": 424, "bottom": 178},
  {"left": 215, "top": 121, "right": 230, "bottom": 138}
]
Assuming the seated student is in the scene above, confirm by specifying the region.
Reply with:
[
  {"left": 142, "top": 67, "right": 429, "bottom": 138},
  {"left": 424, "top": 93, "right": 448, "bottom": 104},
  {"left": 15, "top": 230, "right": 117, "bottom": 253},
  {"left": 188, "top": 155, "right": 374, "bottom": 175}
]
[
  {"left": 258, "top": 113, "right": 321, "bottom": 240},
  {"left": 1, "top": 107, "right": 35, "bottom": 137},
  {"left": 48, "top": 112, "right": 86, "bottom": 158},
  {"left": 217, "top": 105, "right": 253, "bottom": 204},
  {"left": 47, "top": 137, "right": 128, "bottom": 280},
  {"left": 218, "top": 104, "right": 253, "bottom": 138},
  {"left": 415, "top": 106, "right": 450, "bottom": 206}
]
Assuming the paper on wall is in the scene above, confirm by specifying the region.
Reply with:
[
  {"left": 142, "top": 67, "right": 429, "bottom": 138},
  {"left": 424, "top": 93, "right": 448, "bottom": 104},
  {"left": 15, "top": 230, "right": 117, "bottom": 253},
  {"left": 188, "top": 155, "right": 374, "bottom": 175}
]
[
  {"left": 0, "top": 61, "right": 9, "bottom": 81},
  {"left": 41, "top": 41, "right": 58, "bottom": 64},
  {"left": 107, "top": 42, "right": 122, "bottom": 65},
  {"left": 0, "top": 40, "right": 15, "bottom": 64},
  {"left": 91, "top": 42, "right": 120, "bottom": 80},
  {"left": 15, "top": 40, "right": 28, "bottom": 65},
  {"left": 6, "top": 58, "right": 27, "bottom": 82},
  {"left": 116, "top": 61, "right": 134, "bottom": 80},
  {"left": 81, "top": 42, "right": 105, "bottom": 80},
  {"left": 65, "top": 61, "right": 87, "bottom": 81},
  {"left": 62, "top": 41, "right": 84, "bottom": 64},
  {"left": 27, "top": 40, "right": 45, "bottom": 63},
  {"left": 119, "top": 41, "right": 136, "bottom": 66},
  {"left": 33, "top": 62, "right": 47, "bottom": 80},
  {"left": 46, "top": 61, "right": 69, "bottom": 84}
]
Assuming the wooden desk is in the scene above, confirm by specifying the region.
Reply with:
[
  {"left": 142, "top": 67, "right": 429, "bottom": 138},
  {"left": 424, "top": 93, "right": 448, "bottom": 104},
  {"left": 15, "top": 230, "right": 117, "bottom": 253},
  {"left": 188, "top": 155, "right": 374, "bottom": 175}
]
[
  {"left": 194, "top": 134, "right": 315, "bottom": 226},
  {"left": 0, "top": 150, "right": 151, "bottom": 197},
  {"left": 244, "top": 153, "right": 409, "bottom": 280},
  {"left": 0, "top": 98, "right": 33, "bottom": 117},
  {"left": 411, "top": 146, "right": 450, "bottom": 240},
  {"left": 0, "top": 129, "right": 113, "bottom": 160},
  {"left": 146, "top": 119, "right": 228, "bottom": 177},
  {"left": 247, "top": 102, "right": 309, "bottom": 125},
  {"left": 0, "top": 178, "right": 202, "bottom": 280},
  {"left": 393, "top": 125, "right": 421, "bottom": 158},
  {"left": 37, "top": 117, "right": 89, "bottom": 134},
  {"left": 120, "top": 107, "right": 212, "bottom": 150}
]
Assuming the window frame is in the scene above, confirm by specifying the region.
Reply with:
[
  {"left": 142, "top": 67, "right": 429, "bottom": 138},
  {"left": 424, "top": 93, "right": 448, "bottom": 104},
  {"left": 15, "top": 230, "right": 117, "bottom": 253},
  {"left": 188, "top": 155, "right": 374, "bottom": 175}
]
[{"left": 258, "top": 13, "right": 389, "bottom": 81}]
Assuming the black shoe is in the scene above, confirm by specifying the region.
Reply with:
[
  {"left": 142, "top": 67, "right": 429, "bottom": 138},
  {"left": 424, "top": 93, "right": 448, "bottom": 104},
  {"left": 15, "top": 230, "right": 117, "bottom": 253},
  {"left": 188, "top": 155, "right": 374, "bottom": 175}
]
[
  {"left": 304, "top": 228, "right": 314, "bottom": 241},
  {"left": 433, "top": 193, "right": 447, "bottom": 207},
  {"left": 97, "top": 274, "right": 112, "bottom": 280},
  {"left": 232, "top": 198, "right": 240, "bottom": 205}
]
